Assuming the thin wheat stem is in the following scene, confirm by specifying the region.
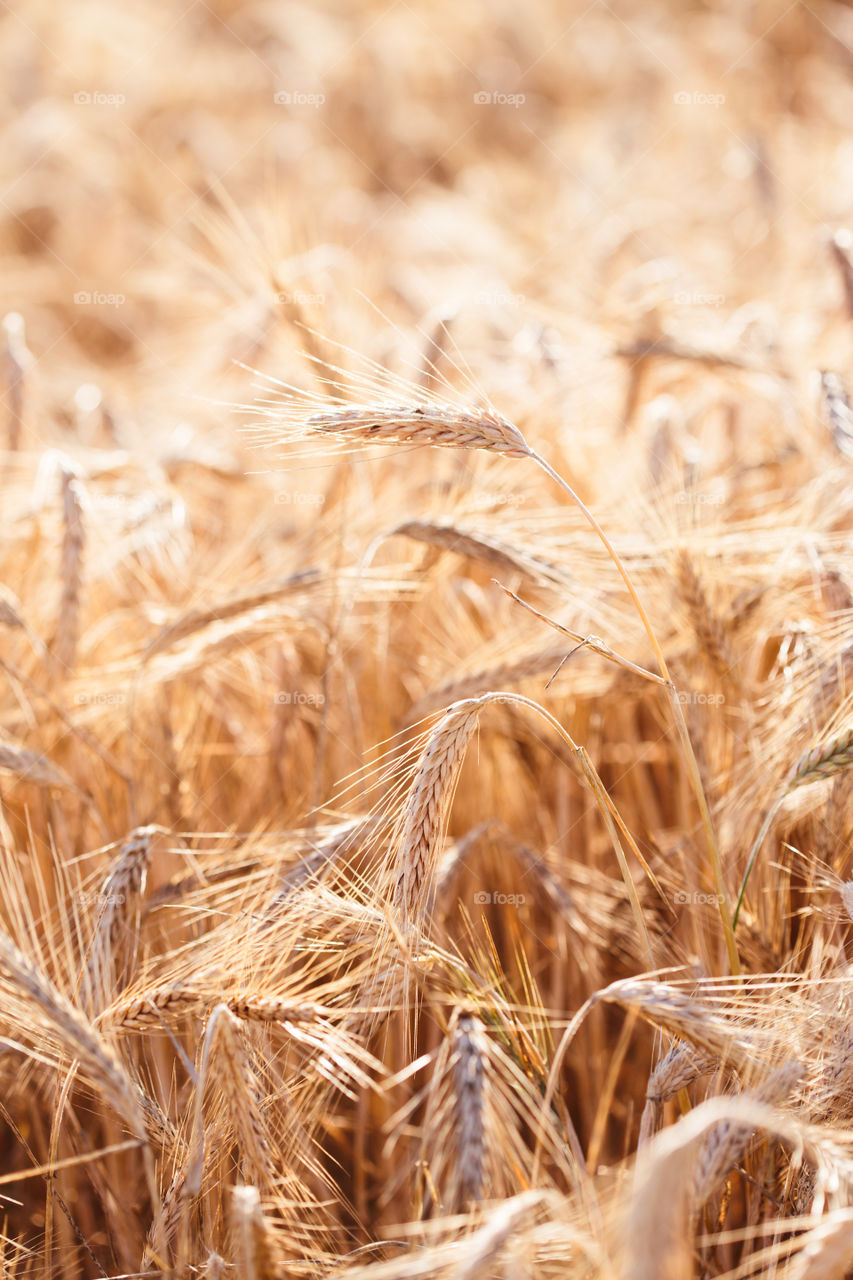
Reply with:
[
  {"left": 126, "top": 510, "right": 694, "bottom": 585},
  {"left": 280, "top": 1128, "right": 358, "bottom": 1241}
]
[{"left": 526, "top": 448, "right": 739, "bottom": 973}]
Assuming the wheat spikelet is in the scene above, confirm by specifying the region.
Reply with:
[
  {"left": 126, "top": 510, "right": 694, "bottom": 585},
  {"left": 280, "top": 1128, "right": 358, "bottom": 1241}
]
[
  {"left": 85, "top": 826, "right": 154, "bottom": 1011},
  {"left": 639, "top": 1042, "right": 717, "bottom": 1147},
  {"left": 392, "top": 699, "right": 484, "bottom": 928},
  {"left": 104, "top": 982, "right": 210, "bottom": 1030},
  {"left": 53, "top": 465, "right": 85, "bottom": 676},
  {"left": 226, "top": 995, "right": 322, "bottom": 1024},
  {"left": 451, "top": 1012, "right": 488, "bottom": 1211},
  {"left": 596, "top": 978, "right": 756, "bottom": 1065},
  {"left": 646, "top": 1042, "right": 716, "bottom": 1103},
  {"left": 302, "top": 402, "right": 529, "bottom": 458},
  {"left": 205, "top": 1004, "right": 275, "bottom": 1187}
]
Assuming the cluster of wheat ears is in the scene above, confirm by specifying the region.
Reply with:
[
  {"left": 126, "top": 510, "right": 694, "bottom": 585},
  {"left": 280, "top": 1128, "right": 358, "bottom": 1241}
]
[{"left": 8, "top": 0, "right": 853, "bottom": 1276}]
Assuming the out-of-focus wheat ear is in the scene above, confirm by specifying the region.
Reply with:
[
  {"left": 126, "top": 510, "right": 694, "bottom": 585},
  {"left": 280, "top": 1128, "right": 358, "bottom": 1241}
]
[
  {"left": 829, "top": 229, "right": 853, "bottom": 319},
  {"left": 0, "top": 740, "right": 80, "bottom": 793},
  {"left": 675, "top": 549, "right": 739, "bottom": 689},
  {"left": 205, "top": 1003, "right": 275, "bottom": 1188},
  {"left": 452, "top": 1192, "right": 550, "bottom": 1280},
  {"left": 691, "top": 1060, "right": 804, "bottom": 1209},
  {"left": 229, "top": 1185, "right": 282, "bottom": 1280},
  {"left": 820, "top": 566, "right": 853, "bottom": 615},
  {"left": 85, "top": 826, "right": 155, "bottom": 1014},
  {"left": 451, "top": 1012, "right": 487, "bottom": 1211},
  {"left": 389, "top": 519, "right": 562, "bottom": 585},
  {"left": 643, "top": 394, "right": 683, "bottom": 488},
  {"left": 806, "top": 641, "right": 853, "bottom": 729},
  {"left": 818, "top": 370, "right": 853, "bottom": 459},
  {"left": 418, "top": 302, "right": 457, "bottom": 389},
  {"left": 791, "top": 1212, "right": 853, "bottom": 1279},
  {"left": 52, "top": 464, "right": 86, "bottom": 677},
  {"left": 2, "top": 312, "right": 27, "bottom": 452},
  {"left": 202, "top": 1252, "right": 227, "bottom": 1280},
  {"left": 392, "top": 698, "right": 484, "bottom": 930},
  {"left": 409, "top": 643, "right": 572, "bottom": 721}
]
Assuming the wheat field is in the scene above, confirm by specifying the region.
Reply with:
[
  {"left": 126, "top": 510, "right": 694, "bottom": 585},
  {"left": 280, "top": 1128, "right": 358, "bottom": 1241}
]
[{"left": 4, "top": 0, "right": 853, "bottom": 1276}]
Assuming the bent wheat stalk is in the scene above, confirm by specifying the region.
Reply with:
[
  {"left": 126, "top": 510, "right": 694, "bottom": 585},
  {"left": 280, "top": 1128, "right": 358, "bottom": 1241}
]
[{"left": 284, "top": 395, "right": 738, "bottom": 971}]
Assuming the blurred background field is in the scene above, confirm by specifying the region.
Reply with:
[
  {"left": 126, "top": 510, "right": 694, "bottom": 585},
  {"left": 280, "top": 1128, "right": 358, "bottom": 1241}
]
[{"left": 4, "top": 2, "right": 853, "bottom": 1277}]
